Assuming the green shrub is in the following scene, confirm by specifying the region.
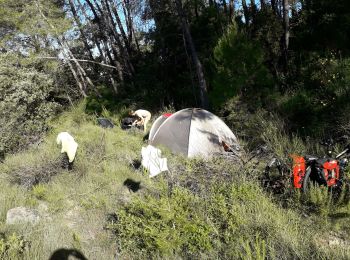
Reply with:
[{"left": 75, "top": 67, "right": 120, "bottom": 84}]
[
  {"left": 211, "top": 22, "right": 274, "bottom": 108},
  {"left": 109, "top": 163, "right": 345, "bottom": 259},
  {"left": 0, "top": 233, "right": 28, "bottom": 259},
  {"left": 4, "top": 153, "right": 62, "bottom": 188},
  {"left": 109, "top": 186, "right": 214, "bottom": 258},
  {"left": 0, "top": 53, "right": 61, "bottom": 154},
  {"left": 31, "top": 184, "right": 48, "bottom": 200}
]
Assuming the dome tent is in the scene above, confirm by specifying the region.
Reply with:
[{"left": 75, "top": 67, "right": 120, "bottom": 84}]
[
  {"left": 149, "top": 108, "right": 240, "bottom": 158},
  {"left": 149, "top": 113, "right": 173, "bottom": 141}
]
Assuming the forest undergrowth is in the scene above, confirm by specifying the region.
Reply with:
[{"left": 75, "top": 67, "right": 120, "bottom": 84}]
[{"left": 0, "top": 102, "right": 349, "bottom": 259}]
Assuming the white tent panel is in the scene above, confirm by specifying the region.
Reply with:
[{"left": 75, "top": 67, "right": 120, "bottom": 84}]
[
  {"left": 149, "top": 115, "right": 167, "bottom": 141},
  {"left": 150, "top": 109, "right": 192, "bottom": 155},
  {"left": 150, "top": 108, "right": 240, "bottom": 158}
]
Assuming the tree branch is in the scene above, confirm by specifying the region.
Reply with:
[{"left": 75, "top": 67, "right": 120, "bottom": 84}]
[{"left": 36, "top": 56, "right": 119, "bottom": 70}]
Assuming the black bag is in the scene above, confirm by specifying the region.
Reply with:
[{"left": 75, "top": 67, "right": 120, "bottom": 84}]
[{"left": 121, "top": 117, "right": 135, "bottom": 129}]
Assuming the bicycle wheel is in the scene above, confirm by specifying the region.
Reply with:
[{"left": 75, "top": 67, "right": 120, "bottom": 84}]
[{"left": 302, "top": 167, "right": 318, "bottom": 193}]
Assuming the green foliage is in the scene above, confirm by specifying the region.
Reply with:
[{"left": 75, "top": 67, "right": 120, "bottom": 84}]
[
  {"left": 0, "top": 103, "right": 145, "bottom": 259},
  {"left": 293, "top": 0, "right": 350, "bottom": 53},
  {"left": 0, "top": 0, "right": 71, "bottom": 51},
  {"left": 111, "top": 187, "right": 213, "bottom": 258},
  {"left": 238, "top": 234, "right": 266, "bottom": 260},
  {"left": 277, "top": 55, "right": 350, "bottom": 136},
  {"left": 86, "top": 86, "right": 124, "bottom": 114},
  {"left": 0, "top": 233, "right": 28, "bottom": 259},
  {"left": 0, "top": 53, "right": 61, "bottom": 154},
  {"left": 211, "top": 23, "right": 273, "bottom": 107},
  {"left": 249, "top": 7, "right": 283, "bottom": 71},
  {"left": 31, "top": 184, "right": 48, "bottom": 200},
  {"left": 0, "top": 103, "right": 349, "bottom": 259},
  {"left": 111, "top": 170, "right": 349, "bottom": 259}
]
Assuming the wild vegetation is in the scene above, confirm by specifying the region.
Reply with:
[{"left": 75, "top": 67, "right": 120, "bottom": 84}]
[
  {"left": 1, "top": 0, "right": 350, "bottom": 259},
  {"left": 0, "top": 104, "right": 349, "bottom": 259}
]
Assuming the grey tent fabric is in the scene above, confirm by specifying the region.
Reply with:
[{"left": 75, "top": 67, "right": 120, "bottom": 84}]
[
  {"left": 149, "top": 108, "right": 240, "bottom": 158},
  {"left": 149, "top": 115, "right": 172, "bottom": 141}
]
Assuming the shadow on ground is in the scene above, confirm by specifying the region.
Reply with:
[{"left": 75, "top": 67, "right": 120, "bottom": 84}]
[{"left": 49, "top": 248, "right": 87, "bottom": 260}]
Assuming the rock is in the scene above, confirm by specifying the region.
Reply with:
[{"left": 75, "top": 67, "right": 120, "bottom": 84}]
[{"left": 6, "top": 207, "right": 40, "bottom": 225}]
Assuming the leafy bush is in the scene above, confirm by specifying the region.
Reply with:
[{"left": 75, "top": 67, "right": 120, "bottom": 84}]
[
  {"left": 31, "top": 184, "right": 48, "bottom": 200},
  {"left": 279, "top": 55, "right": 350, "bottom": 136},
  {"left": 211, "top": 22, "right": 274, "bottom": 108},
  {"left": 110, "top": 176, "right": 340, "bottom": 259},
  {"left": 110, "top": 187, "right": 213, "bottom": 258},
  {"left": 4, "top": 152, "right": 62, "bottom": 189},
  {"left": 0, "top": 53, "right": 61, "bottom": 154},
  {"left": 108, "top": 152, "right": 349, "bottom": 259},
  {"left": 0, "top": 233, "right": 28, "bottom": 259}
]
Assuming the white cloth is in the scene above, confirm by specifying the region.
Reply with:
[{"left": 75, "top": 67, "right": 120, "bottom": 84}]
[
  {"left": 56, "top": 132, "right": 78, "bottom": 162},
  {"left": 141, "top": 145, "right": 168, "bottom": 178}
]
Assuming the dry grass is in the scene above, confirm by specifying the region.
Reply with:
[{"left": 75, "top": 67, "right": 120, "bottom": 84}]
[{"left": 0, "top": 102, "right": 350, "bottom": 259}]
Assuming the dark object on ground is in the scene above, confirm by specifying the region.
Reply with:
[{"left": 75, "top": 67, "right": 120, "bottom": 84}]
[
  {"left": 0, "top": 150, "right": 4, "bottom": 163},
  {"left": 143, "top": 132, "right": 150, "bottom": 141},
  {"left": 61, "top": 152, "right": 74, "bottom": 170},
  {"left": 262, "top": 158, "right": 289, "bottom": 194},
  {"left": 106, "top": 213, "right": 119, "bottom": 224},
  {"left": 121, "top": 117, "right": 142, "bottom": 130},
  {"left": 131, "top": 159, "right": 141, "bottom": 169},
  {"left": 121, "top": 117, "right": 135, "bottom": 129},
  {"left": 49, "top": 248, "right": 87, "bottom": 260},
  {"left": 123, "top": 178, "right": 141, "bottom": 192},
  {"left": 97, "top": 118, "right": 115, "bottom": 128}
]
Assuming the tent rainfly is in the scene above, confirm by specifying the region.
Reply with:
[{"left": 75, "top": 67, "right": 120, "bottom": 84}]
[
  {"left": 149, "top": 108, "right": 240, "bottom": 158},
  {"left": 149, "top": 113, "right": 172, "bottom": 141}
]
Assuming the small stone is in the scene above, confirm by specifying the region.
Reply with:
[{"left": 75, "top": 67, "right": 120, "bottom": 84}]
[{"left": 6, "top": 207, "right": 40, "bottom": 225}]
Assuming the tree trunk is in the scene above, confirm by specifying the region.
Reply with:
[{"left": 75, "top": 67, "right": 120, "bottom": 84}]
[
  {"left": 193, "top": 0, "right": 199, "bottom": 18},
  {"left": 67, "top": 61, "right": 88, "bottom": 97},
  {"left": 251, "top": 0, "right": 257, "bottom": 21},
  {"left": 36, "top": 0, "right": 93, "bottom": 96},
  {"left": 82, "top": 0, "right": 115, "bottom": 66},
  {"left": 271, "top": 0, "right": 277, "bottom": 14},
  {"left": 291, "top": 0, "right": 297, "bottom": 17},
  {"left": 121, "top": 0, "right": 134, "bottom": 48},
  {"left": 106, "top": 0, "right": 130, "bottom": 52},
  {"left": 174, "top": 0, "right": 209, "bottom": 109},
  {"left": 75, "top": 0, "right": 121, "bottom": 95},
  {"left": 260, "top": 0, "right": 266, "bottom": 9},
  {"left": 68, "top": 0, "right": 94, "bottom": 61},
  {"left": 85, "top": 0, "right": 134, "bottom": 76},
  {"left": 222, "top": 0, "right": 227, "bottom": 14},
  {"left": 229, "top": 0, "right": 234, "bottom": 20},
  {"left": 283, "top": 0, "right": 290, "bottom": 69},
  {"left": 98, "top": 0, "right": 134, "bottom": 75},
  {"left": 241, "top": 0, "right": 250, "bottom": 24}
]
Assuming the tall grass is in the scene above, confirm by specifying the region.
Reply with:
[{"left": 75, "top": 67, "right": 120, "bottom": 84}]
[
  {"left": 0, "top": 102, "right": 148, "bottom": 259},
  {"left": 0, "top": 102, "right": 349, "bottom": 259}
]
